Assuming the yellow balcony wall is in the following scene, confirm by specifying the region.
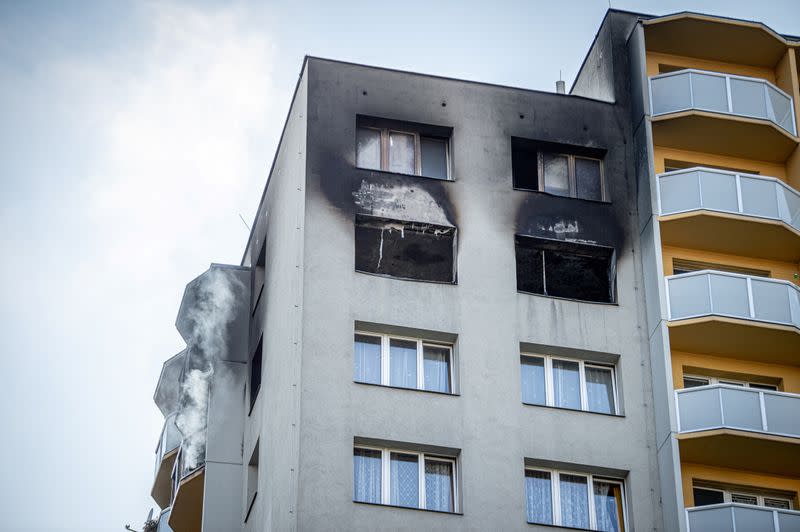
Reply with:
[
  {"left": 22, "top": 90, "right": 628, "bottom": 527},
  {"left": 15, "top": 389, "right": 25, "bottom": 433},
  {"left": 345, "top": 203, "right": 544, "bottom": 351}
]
[
  {"left": 168, "top": 467, "right": 204, "bottom": 532},
  {"left": 661, "top": 246, "right": 799, "bottom": 283},
  {"left": 653, "top": 146, "right": 787, "bottom": 182},
  {"left": 671, "top": 350, "right": 800, "bottom": 392},
  {"left": 680, "top": 463, "right": 800, "bottom": 508}
]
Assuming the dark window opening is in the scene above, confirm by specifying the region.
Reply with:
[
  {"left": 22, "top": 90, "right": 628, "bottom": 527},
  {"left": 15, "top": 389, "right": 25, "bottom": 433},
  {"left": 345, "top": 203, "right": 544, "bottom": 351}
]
[
  {"left": 663, "top": 158, "right": 759, "bottom": 175},
  {"left": 245, "top": 440, "right": 259, "bottom": 522},
  {"left": 658, "top": 64, "right": 687, "bottom": 74},
  {"left": 511, "top": 138, "right": 606, "bottom": 201},
  {"left": 515, "top": 236, "right": 615, "bottom": 303},
  {"left": 249, "top": 336, "right": 263, "bottom": 411},
  {"left": 252, "top": 241, "right": 266, "bottom": 315},
  {"left": 355, "top": 216, "right": 456, "bottom": 283},
  {"left": 672, "top": 258, "right": 769, "bottom": 277},
  {"left": 693, "top": 487, "right": 725, "bottom": 507}
]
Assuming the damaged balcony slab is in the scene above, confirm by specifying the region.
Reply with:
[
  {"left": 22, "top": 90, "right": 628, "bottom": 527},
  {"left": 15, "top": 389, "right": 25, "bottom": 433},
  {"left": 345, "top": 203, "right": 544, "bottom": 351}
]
[{"left": 355, "top": 215, "right": 457, "bottom": 284}]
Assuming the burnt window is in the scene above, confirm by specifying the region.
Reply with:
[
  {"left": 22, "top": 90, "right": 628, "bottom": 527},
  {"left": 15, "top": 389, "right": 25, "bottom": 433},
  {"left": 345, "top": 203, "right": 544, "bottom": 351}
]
[
  {"left": 249, "top": 336, "right": 263, "bottom": 412},
  {"left": 355, "top": 216, "right": 456, "bottom": 283},
  {"left": 515, "top": 236, "right": 615, "bottom": 303},
  {"left": 512, "top": 138, "right": 606, "bottom": 201},
  {"left": 356, "top": 116, "right": 451, "bottom": 180}
]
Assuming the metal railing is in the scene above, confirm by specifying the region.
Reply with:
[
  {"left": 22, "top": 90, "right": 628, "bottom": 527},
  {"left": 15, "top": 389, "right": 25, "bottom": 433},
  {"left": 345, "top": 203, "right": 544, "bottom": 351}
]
[
  {"left": 676, "top": 384, "right": 800, "bottom": 438},
  {"left": 657, "top": 167, "right": 800, "bottom": 231},
  {"left": 154, "top": 413, "right": 181, "bottom": 478},
  {"left": 686, "top": 503, "right": 800, "bottom": 531},
  {"left": 649, "top": 69, "right": 797, "bottom": 135},
  {"left": 665, "top": 270, "right": 800, "bottom": 328}
]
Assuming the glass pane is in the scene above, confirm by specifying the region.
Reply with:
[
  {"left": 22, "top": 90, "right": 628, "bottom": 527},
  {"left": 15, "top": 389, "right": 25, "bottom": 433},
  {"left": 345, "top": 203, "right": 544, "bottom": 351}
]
[
  {"left": 767, "top": 85, "right": 794, "bottom": 133},
  {"left": 651, "top": 73, "right": 692, "bottom": 115},
  {"left": 740, "top": 176, "right": 779, "bottom": 219},
  {"left": 420, "top": 137, "right": 448, "bottom": 180},
  {"left": 354, "top": 335, "right": 381, "bottom": 385},
  {"left": 778, "top": 512, "right": 800, "bottom": 532},
  {"left": 691, "top": 72, "right": 728, "bottom": 113},
  {"left": 353, "top": 448, "right": 382, "bottom": 503},
  {"left": 390, "top": 453, "right": 419, "bottom": 508},
  {"left": 693, "top": 487, "right": 725, "bottom": 506},
  {"left": 684, "top": 377, "right": 710, "bottom": 388},
  {"left": 660, "top": 171, "right": 701, "bottom": 214},
  {"left": 720, "top": 388, "right": 762, "bottom": 431},
  {"left": 423, "top": 345, "right": 451, "bottom": 393},
  {"left": 560, "top": 474, "right": 590, "bottom": 529},
  {"left": 552, "top": 359, "right": 581, "bottom": 410},
  {"left": 424, "top": 459, "right": 453, "bottom": 512},
  {"left": 543, "top": 153, "right": 570, "bottom": 197},
  {"left": 677, "top": 388, "right": 722, "bottom": 431},
  {"left": 764, "top": 393, "right": 800, "bottom": 437},
  {"left": 356, "top": 127, "right": 381, "bottom": 170},
  {"left": 709, "top": 274, "right": 749, "bottom": 317},
  {"left": 521, "top": 356, "right": 546, "bottom": 405},
  {"left": 388, "top": 132, "right": 415, "bottom": 174},
  {"left": 389, "top": 339, "right": 417, "bottom": 389},
  {"left": 730, "top": 78, "right": 767, "bottom": 119},
  {"left": 668, "top": 274, "right": 711, "bottom": 319},
  {"left": 688, "top": 506, "right": 733, "bottom": 532},
  {"left": 594, "top": 480, "right": 625, "bottom": 532},
  {"left": 731, "top": 494, "right": 757, "bottom": 505},
  {"left": 525, "top": 470, "right": 553, "bottom": 525},
  {"left": 751, "top": 279, "right": 791, "bottom": 324},
  {"left": 575, "top": 158, "right": 602, "bottom": 201},
  {"left": 733, "top": 506, "right": 777, "bottom": 532},
  {"left": 699, "top": 171, "right": 738, "bottom": 212},
  {"left": 585, "top": 366, "right": 615, "bottom": 414}
]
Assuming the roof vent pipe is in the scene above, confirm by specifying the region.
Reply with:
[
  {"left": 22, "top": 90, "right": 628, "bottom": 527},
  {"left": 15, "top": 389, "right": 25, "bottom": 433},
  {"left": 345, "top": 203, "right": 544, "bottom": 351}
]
[{"left": 556, "top": 80, "right": 566, "bottom": 94}]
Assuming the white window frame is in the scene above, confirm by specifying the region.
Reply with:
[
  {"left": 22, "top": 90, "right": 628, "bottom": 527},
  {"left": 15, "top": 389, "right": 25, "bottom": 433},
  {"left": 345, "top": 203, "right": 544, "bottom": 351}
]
[
  {"left": 683, "top": 374, "right": 778, "bottom": 391},
  {"left": 521, "top": 354, "right": 619, "bottom": 415},
  {"left": 355, "top": 332, "right": 454, "bottom": 394},
  {"left": 537, "top": 152, "right": 606, "bottom": 201},
  {"left": 356, "top": 126, "right": 450, "bottom": 179},
  {"left": 354, "top": 445, "right": 459, "bottom": 513},
  {"left": 693, "top": 485, "right": 793, "bottom": 509},
  {"left": 525, "top": 467, "right": 627, "bottom": 530}
]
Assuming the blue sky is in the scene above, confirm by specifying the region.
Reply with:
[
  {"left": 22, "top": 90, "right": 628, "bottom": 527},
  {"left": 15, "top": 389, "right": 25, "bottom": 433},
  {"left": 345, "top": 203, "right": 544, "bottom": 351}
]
[{"left": 1, "top": 1, "right": 798, "bottom": 529}]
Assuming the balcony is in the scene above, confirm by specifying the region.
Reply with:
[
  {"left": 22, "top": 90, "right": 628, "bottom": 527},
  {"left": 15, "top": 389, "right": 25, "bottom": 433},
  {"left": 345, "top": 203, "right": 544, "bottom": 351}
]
[
  {"left": 657, "top": 168, "right": 800, "bottom": 262},
  {"left": 676, "top": 385, "right": 800, "bottom": 476},
  {"left": 649, "top": 70, "right": 798, "bottom": 162},
  {"left": 686, "top": 503, "right": 800, "bottom": 532},
  {"left": 167, "top": 443, "right": 205, "bottom": 532},
  {"left": 156, "top": 508, "right": 174, "bottom": 532},
  {"left": 665, "top": 271, "right": 800, "bottom": 364},
  {"left": 151, "top": 414, "right": 181, "bottom": 509}
]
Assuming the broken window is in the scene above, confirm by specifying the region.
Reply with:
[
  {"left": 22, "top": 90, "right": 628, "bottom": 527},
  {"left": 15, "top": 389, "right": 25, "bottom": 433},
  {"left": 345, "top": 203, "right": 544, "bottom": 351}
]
[
  {"left": 512, "top": 138, "right": 606, "bottom": 201},
  {"left": 515, "top": 236, "right": 615, "bottom": 303},
  {"left": 356, "top": 116, "right": 451, "bottom": 180},
  {"left": 355, "top": 216, "right": 456, "bottom": 283},
  {"left": 249, "top": 336, "right": 263, "bottom": 412}
]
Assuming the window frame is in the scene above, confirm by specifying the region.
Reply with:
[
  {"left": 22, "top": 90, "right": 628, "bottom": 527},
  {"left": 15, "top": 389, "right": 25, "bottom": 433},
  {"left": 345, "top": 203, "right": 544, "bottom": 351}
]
[
  {"left": 521, "top": 354, "right": 619, "bottom": 415},
  {"left": 355, "top": 332, "right": 455, "bottom": 394},
  {"left": 354, "top": 445, "right": 459, "bottom": 513},
  {"left": 682, "top": 373, "right": 778, "bottom": 391},
  {"left": 525, "top": 467, "right": 628, "bottom": 530},
  {"left": 537, "top": 152, "right": 606, "bottom": 201},
  {"left": 692, "top": 485, "right": 794, "bottom": 509},
  {"left": 356, "top": 126, "right": 451, "bottom": 180}
]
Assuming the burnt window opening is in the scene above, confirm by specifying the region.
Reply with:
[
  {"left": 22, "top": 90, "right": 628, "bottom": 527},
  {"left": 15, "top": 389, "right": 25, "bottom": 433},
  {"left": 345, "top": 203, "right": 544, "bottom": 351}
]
[
  {"left": 355, "top": 216, "right": 456, "bottom": 284},
  {"left": 356, "top": 115, "right": 452, "bottom": 180},
  {"left": 511, "top": 138, "right": 607, "bottom": 201},
  {"left": 249, "top": 336, "right": 263, "bottom": 412},
  {"left": 251, "top": 241, "right": 266, "bottom": 315},
  {"left": 515, "top": 236, "right": 616, "bottom": 303}
]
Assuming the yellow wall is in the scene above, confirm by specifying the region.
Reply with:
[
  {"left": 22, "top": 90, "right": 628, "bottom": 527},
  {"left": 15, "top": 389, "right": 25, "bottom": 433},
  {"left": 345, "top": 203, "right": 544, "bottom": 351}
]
[
  {"left": 671, "top": 350, "right": 800, "bottom": 393},
  {"left": 682, "top": 463, "right": 800, "bottom": 508},
  {"left": 653, "top": 146, "right": 788, "bottom": 181},
  {"left": 646, "top": 51, "right": 776, "bottom": 82},
  {"left": 661, "top": 245, "right": 800, "bottom": 284}
]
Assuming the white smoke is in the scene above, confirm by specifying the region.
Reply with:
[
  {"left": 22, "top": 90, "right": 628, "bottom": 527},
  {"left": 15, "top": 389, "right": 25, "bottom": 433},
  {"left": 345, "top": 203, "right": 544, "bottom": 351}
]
[{"left": 175, "top": 268, "right": 244, "bottom": 471}]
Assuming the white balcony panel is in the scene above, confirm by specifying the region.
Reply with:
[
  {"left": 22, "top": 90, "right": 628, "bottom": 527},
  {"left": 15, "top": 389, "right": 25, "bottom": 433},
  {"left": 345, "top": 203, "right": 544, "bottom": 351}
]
[{"left": 686, "top": 504, "right": 800, "bottom": 532}]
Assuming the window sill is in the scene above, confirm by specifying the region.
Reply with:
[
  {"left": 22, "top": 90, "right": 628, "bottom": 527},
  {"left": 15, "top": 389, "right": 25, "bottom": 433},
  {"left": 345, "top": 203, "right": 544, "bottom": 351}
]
[
  {"left": 355, "top": 269, "right": 457, "bottom": 285},
  {"left": 354, "top": 500, "right": 462, "bottom": 516},
  {"left": 517, "top": 290, "right": 618, "bottom": 306},
  {"left": 512, "top": 187, "right": 611, "bottom": 205},
  {"left": 355, "top": 166, "right": 453, "bottom": 183},
  {"left": 527, "top": 521, "right": 602, "bottom": 531},
  {"left": 354, "top": 380, "right": 459, "bottom": 397},
  {"left": 522, "top": 401, "right": 623, "bottom": 418}
]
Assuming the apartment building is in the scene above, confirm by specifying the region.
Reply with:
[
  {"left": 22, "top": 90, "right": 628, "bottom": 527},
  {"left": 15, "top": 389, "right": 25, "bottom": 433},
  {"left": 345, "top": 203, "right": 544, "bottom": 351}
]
[{"left": 144, "top": 9, "right": 800, "bottom": 532}]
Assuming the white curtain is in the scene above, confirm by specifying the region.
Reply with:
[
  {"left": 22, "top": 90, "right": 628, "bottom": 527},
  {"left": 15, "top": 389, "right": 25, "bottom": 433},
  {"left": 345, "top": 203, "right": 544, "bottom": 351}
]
[
  {"left": 560, "top": 474, "right": 590, "bottom": 529},
  {"left": 585, "top": 366, "right": 614, "bottom": 414},
  {"left": 353, "top": 449, "right": 381, "bottom": 503},
  {"left": 525, "top": 470, "right": 553, "bottom": 524},
  {"left": 553, "top": 360, "right": 581, "bottom": 409},
  {"left": 521, "top": 357, "right": 546, "bottom": 405},
  {"left": 390, "top": 340, "right": 417, "bottom": 388},
  {"left": 354, "top": 335, "right": 381, "bottom": 384},
  {"left": 423, "top": 346, "right": 450, "bottom": 393},
  {"left": 390, "top": 453, "right": 419, "bottom": 507},
  {"left": 425, "top": 460, "right": 453, "bottom": 512},
  {"left": 594, "top": 481, "right": 623, "bottom": 532}
]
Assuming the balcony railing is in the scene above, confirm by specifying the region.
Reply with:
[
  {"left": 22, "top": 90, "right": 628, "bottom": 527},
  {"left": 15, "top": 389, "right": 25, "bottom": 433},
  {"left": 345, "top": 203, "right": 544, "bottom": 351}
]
[
  {"left": 686, "top": 503, "right": 800, "bottom": 532},
  {"left": 666, "top": 271, "right": 800, "bottom": 328},
  {"left": 650, "top": 69, "right": 797, "bottom": 135},
  {"left": 657, "top": 167, "right": 800, "bottom": 231},
  {"left": 676, "top": 384, "right": 800, "bottom": 438},
  {"left": 154, "top": 413, "right": 181, "bottom": 478}
]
